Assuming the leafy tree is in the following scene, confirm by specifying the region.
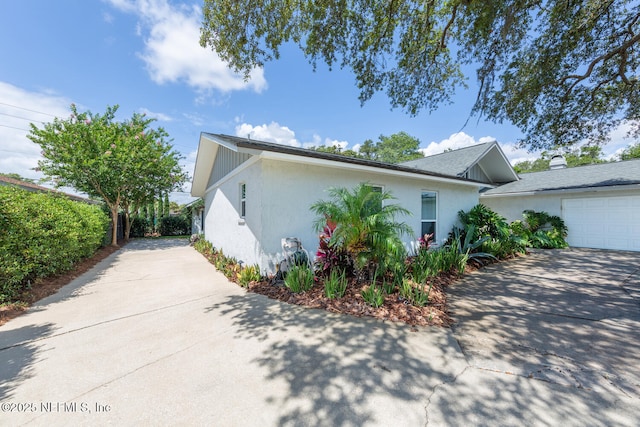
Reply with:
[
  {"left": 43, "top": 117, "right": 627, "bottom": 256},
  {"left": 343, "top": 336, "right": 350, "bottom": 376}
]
[
  {"left": 201, "top": 0, "right": 640, "bottom": 150},
  {"left": 311, "top": 144, "right": 361, "bottom": 158},
  {"left": 512, "top": 158, "right": 551, "bottom": 174},
  {"left": 359, "top": 139, "right": 377, "bottom": 160},
  {"left": 28, "top": 104, "right": 187, "bottom": 245},
  {"left": 310, "top": 131, "right": 423, "bottom": 163},
  {"left": 514, "top": 145, "right": 608, "bottom": 173},
  {"left": 619, "top": 141, "right": 640, "bottom": 160},
  {"left": 310, "top": 183, "right": 412, "bottom": 277},
  {"left": 169, "top": 201, "right": 181, "bottom": 213},
  {"left": 370, "top": 132, "right": 423, "bottom": 163}
]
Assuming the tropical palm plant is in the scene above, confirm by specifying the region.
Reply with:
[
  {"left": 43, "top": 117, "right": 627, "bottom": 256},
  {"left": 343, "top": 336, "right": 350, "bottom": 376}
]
[{"left": 310, "top": 183, "right": 412, "bottom": 278}]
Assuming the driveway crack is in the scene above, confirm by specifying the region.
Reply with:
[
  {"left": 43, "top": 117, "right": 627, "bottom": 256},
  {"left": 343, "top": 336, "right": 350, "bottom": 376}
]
[{"left": 424, "top": 365, "right": 470, "bottom": 427}]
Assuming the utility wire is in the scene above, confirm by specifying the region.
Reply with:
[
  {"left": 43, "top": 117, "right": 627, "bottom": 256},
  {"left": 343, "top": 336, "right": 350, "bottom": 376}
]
[
  {"left": 0, "top": 123, "right": 31, "bottom": 131},
  {"left": 0, "top": 102, "right": 58, "bottom": 117},
  {"left": 0, "top": 111, "right": 46, "bottom": 124}
]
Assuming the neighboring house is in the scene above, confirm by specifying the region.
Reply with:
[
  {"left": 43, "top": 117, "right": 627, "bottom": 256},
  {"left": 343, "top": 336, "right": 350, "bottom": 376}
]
[
  {"left": 190, "top": 133, "right": 487, "bottom": 274},
  {"left": 185, "top": 198, "right": 205, "bottom": 235},
  {"left": 0, "top": 175, "right": 99, "bottom": 204},
  {"left": 481, "top": 159, "right": 640, "bottom": 252},
  {"left": 0, "top": 175, "right": 124, "bottom": 242}
]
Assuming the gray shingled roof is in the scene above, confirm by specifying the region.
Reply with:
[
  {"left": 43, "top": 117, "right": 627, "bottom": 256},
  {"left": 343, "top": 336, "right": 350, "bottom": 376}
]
[
  {"left": 205, "top": 133, "right": 485, "bottom": 185},
  {"left": 401, "top": 142, "right": 495, "bottom": 176},
  {"left": 482, "top": 159, "right": 640, "bottom": 195}
]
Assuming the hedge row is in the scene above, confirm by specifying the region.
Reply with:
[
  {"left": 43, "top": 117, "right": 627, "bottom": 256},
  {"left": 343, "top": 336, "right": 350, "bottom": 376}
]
[
  {"left": 0, "top": 186, "right": 109, "bottom": 303},
  {"left": 129, "top": 214, "right": 191, "bottom": 237}
]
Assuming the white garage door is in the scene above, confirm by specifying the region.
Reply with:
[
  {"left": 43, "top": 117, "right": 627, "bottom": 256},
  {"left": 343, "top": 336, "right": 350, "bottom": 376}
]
[{"left": 562, "top": 196, "right": 640, "bottom": 251}]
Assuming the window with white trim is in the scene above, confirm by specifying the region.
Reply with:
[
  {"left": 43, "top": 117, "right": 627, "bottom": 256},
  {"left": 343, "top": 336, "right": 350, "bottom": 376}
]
[
  {"left": 421, "top": 191, "right": 437, "bottom": 240},
  {"left": 240, "top": 183, "right": 246, "bottom": 218}
]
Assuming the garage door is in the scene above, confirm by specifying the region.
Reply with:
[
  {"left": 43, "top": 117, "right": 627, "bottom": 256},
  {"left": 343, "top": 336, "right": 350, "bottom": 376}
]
[{"left": 562, "top": 196, "right": 640, "bottom": 251}]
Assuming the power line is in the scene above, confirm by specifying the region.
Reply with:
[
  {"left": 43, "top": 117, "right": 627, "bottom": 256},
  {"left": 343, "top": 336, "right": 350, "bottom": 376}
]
[
  {"left": 0, "top": 112, "right": 46, "bottom": 124},
  {"left": 0, "top": 123, "right": 31, "bottom": 131},
  {"left": 0, "top": 102, "right": 58, "bottom": 118}
]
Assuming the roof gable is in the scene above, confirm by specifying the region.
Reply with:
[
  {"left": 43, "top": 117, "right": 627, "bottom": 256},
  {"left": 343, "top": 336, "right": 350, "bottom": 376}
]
[{"left": 401, "top": 141, "right": 518, "bottom": 184}]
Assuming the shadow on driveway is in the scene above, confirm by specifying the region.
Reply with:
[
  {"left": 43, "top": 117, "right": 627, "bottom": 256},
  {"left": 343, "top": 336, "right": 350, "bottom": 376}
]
[
  {"left": 449, "top": 248, "right": 640, "bottom": 398},
  {"left": 205, "top": 292, "right": 464, "bottom": 426}
]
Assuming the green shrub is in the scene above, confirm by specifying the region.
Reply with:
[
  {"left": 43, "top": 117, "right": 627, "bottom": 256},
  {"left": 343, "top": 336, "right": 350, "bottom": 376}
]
[
  {"left": 284, "top": 264, "right": 315, "bottom": 293},
  {"left": 193, "top": 235, "right": 213, "bottom": 255},
  {"left": 517, "top": 210, "right": 569, "bottom": 249},
  {"left": 158, "top": 215, "right": 190, "bottom": 236},
  {"left": 361, "top": 283, "right": 384, "bottom": 308},
  {"left": 310, "top": 183, "right": 412, "bottom": 277},
  {"left": 0, "top": 187, "right": 109, "bottom": 303},
  {"left": 324, "top": 268, "right": 348, "bottom": 299},
  {"left": 398, "top": 278, "right": 431, "bottom": 307},
  {"left": 455, "top": 204, "right": 524, "bottom": 258},
  {"left": 129, "top": 215, "right": 151, "bottom": 237},
  {"left": 238, "top": 264, "right": 262, "bottom": 287}
]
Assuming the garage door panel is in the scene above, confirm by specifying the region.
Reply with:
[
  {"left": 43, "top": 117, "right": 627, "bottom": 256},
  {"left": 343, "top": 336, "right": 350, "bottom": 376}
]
[{"left": 562, "top": 195, "right": 639, "bottom": 252}]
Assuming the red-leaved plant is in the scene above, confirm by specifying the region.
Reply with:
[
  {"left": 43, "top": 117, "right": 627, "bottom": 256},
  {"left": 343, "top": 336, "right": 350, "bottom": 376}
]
[{"left": 315, "top": 220, "right": 353, "bottom": 277}]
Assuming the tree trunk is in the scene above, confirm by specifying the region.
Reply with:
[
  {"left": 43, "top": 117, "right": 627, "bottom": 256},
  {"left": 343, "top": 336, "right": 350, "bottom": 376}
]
[
  {"left": 124, "top": 210, "right": 132, "bottom": 241},
  {"left": 110, "top": 205, "right": 119, "bottom": 247}
]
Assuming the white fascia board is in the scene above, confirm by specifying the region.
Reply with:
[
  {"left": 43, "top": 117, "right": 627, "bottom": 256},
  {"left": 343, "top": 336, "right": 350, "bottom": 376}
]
[
  {"left": 480, "top": 183, "right": 640, "bottom": 198},
  {"left": 258, "top": 150, "right": 487, "bottom": 189},
  {"left": 191, "top": 134, "right": 220, "bottom": 197},
  {"left": 202, "top": 133, "right": 240, "bottom": 152}
]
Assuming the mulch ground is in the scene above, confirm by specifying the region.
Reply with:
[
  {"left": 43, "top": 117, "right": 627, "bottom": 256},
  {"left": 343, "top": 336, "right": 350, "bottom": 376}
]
[
  {"left": 0, "top": 243, "right": 124, "bottom": 327},
  {"left": 247, "top": 274, "right": 458, "bottom": 327}
]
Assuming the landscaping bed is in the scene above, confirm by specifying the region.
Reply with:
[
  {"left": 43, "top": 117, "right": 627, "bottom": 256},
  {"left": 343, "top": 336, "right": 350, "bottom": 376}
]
[{"left": 247, "top": 273, "right": 456, "bottom": 327}]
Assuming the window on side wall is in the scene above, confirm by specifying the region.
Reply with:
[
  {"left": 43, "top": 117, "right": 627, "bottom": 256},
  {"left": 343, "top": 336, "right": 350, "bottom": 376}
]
[
  {"left": 365, "top": 184, "right": 384, "bottom": 212},
  {"left": 421, "top": 191, "right": 437, "bottom": 240},
  {"left": 240, "top": 183, "right": 246, "bottom": 218}
]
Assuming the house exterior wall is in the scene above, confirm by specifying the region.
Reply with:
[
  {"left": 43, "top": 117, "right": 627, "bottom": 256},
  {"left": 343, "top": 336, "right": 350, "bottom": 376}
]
[
  {"left": 257, "top": 158, "right": 479, "bottom": 273},
  {"left": 481, "top": 193, "right": 562, "bottom": 222},
  {"left": 203, "top": 158, "right": 265, "bottom": 268},
  {"left": 482, "top": 188, "right": 640, "bottom": 222}
]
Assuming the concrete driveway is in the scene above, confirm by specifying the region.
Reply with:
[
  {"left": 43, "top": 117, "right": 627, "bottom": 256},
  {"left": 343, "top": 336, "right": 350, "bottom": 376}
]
[{"left": 0, "top": 240, "right": 638, "bottom": 426}]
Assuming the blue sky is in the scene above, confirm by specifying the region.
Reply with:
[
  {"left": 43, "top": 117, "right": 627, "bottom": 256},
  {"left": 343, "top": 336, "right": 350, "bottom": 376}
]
[{"left": 0, "top": 0, "right": 634, "bottom": 204}]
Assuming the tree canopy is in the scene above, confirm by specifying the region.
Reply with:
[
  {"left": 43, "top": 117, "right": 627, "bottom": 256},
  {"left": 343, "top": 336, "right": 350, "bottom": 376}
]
[
  {"left": 201, "top": 0, "right": 640, "bottom": 150},
  {"left": 619, "top": 141, "right": 640, "bottom": 160},
  {"left": 513, "top": 145, "right": 609, "bottom": 173},
  {"left": 28, "top": 104, "right": 187, "bottom": 245},
  {"left": 311, "top": 131, "right": 423, "bottom": 163}
]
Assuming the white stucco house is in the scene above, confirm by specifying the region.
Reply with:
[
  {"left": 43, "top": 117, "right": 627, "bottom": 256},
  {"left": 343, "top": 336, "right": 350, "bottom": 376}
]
[
  {"left": 190, "top": 133, "right": 493, "bottom": 273},
  {"left": 191, "top": 133, "right": 640, "bottom": 274}
]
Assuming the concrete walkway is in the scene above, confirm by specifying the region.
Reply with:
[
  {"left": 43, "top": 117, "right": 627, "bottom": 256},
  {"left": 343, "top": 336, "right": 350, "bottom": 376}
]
[{"left": 0, "top": 240, "right": 638, "bottom": 426}]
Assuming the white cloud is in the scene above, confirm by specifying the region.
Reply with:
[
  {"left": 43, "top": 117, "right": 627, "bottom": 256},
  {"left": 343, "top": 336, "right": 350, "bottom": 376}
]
[
  {"left": 235, "top": 122, "right": 301, "bottom": 147},
  {"left": 0, "top": 82, "right": 71, "bottom": 181},
  {"left": 419, "top": 131, "right": 538, "bottom": 165},
  {"left": 323, "top": 138, "right": 349, "bottom": 150},
  {"left": 419, "top": 132, "right": 481, "bottom": 157},
  {"left": 234, "top": 122, "right": 354, "bottom": 151},
  {"left": 139, "top": 107, "right": 173, "bottom": 122},
  {"left": 106, "top": 0, "right": 267, "bottom": 95}
]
